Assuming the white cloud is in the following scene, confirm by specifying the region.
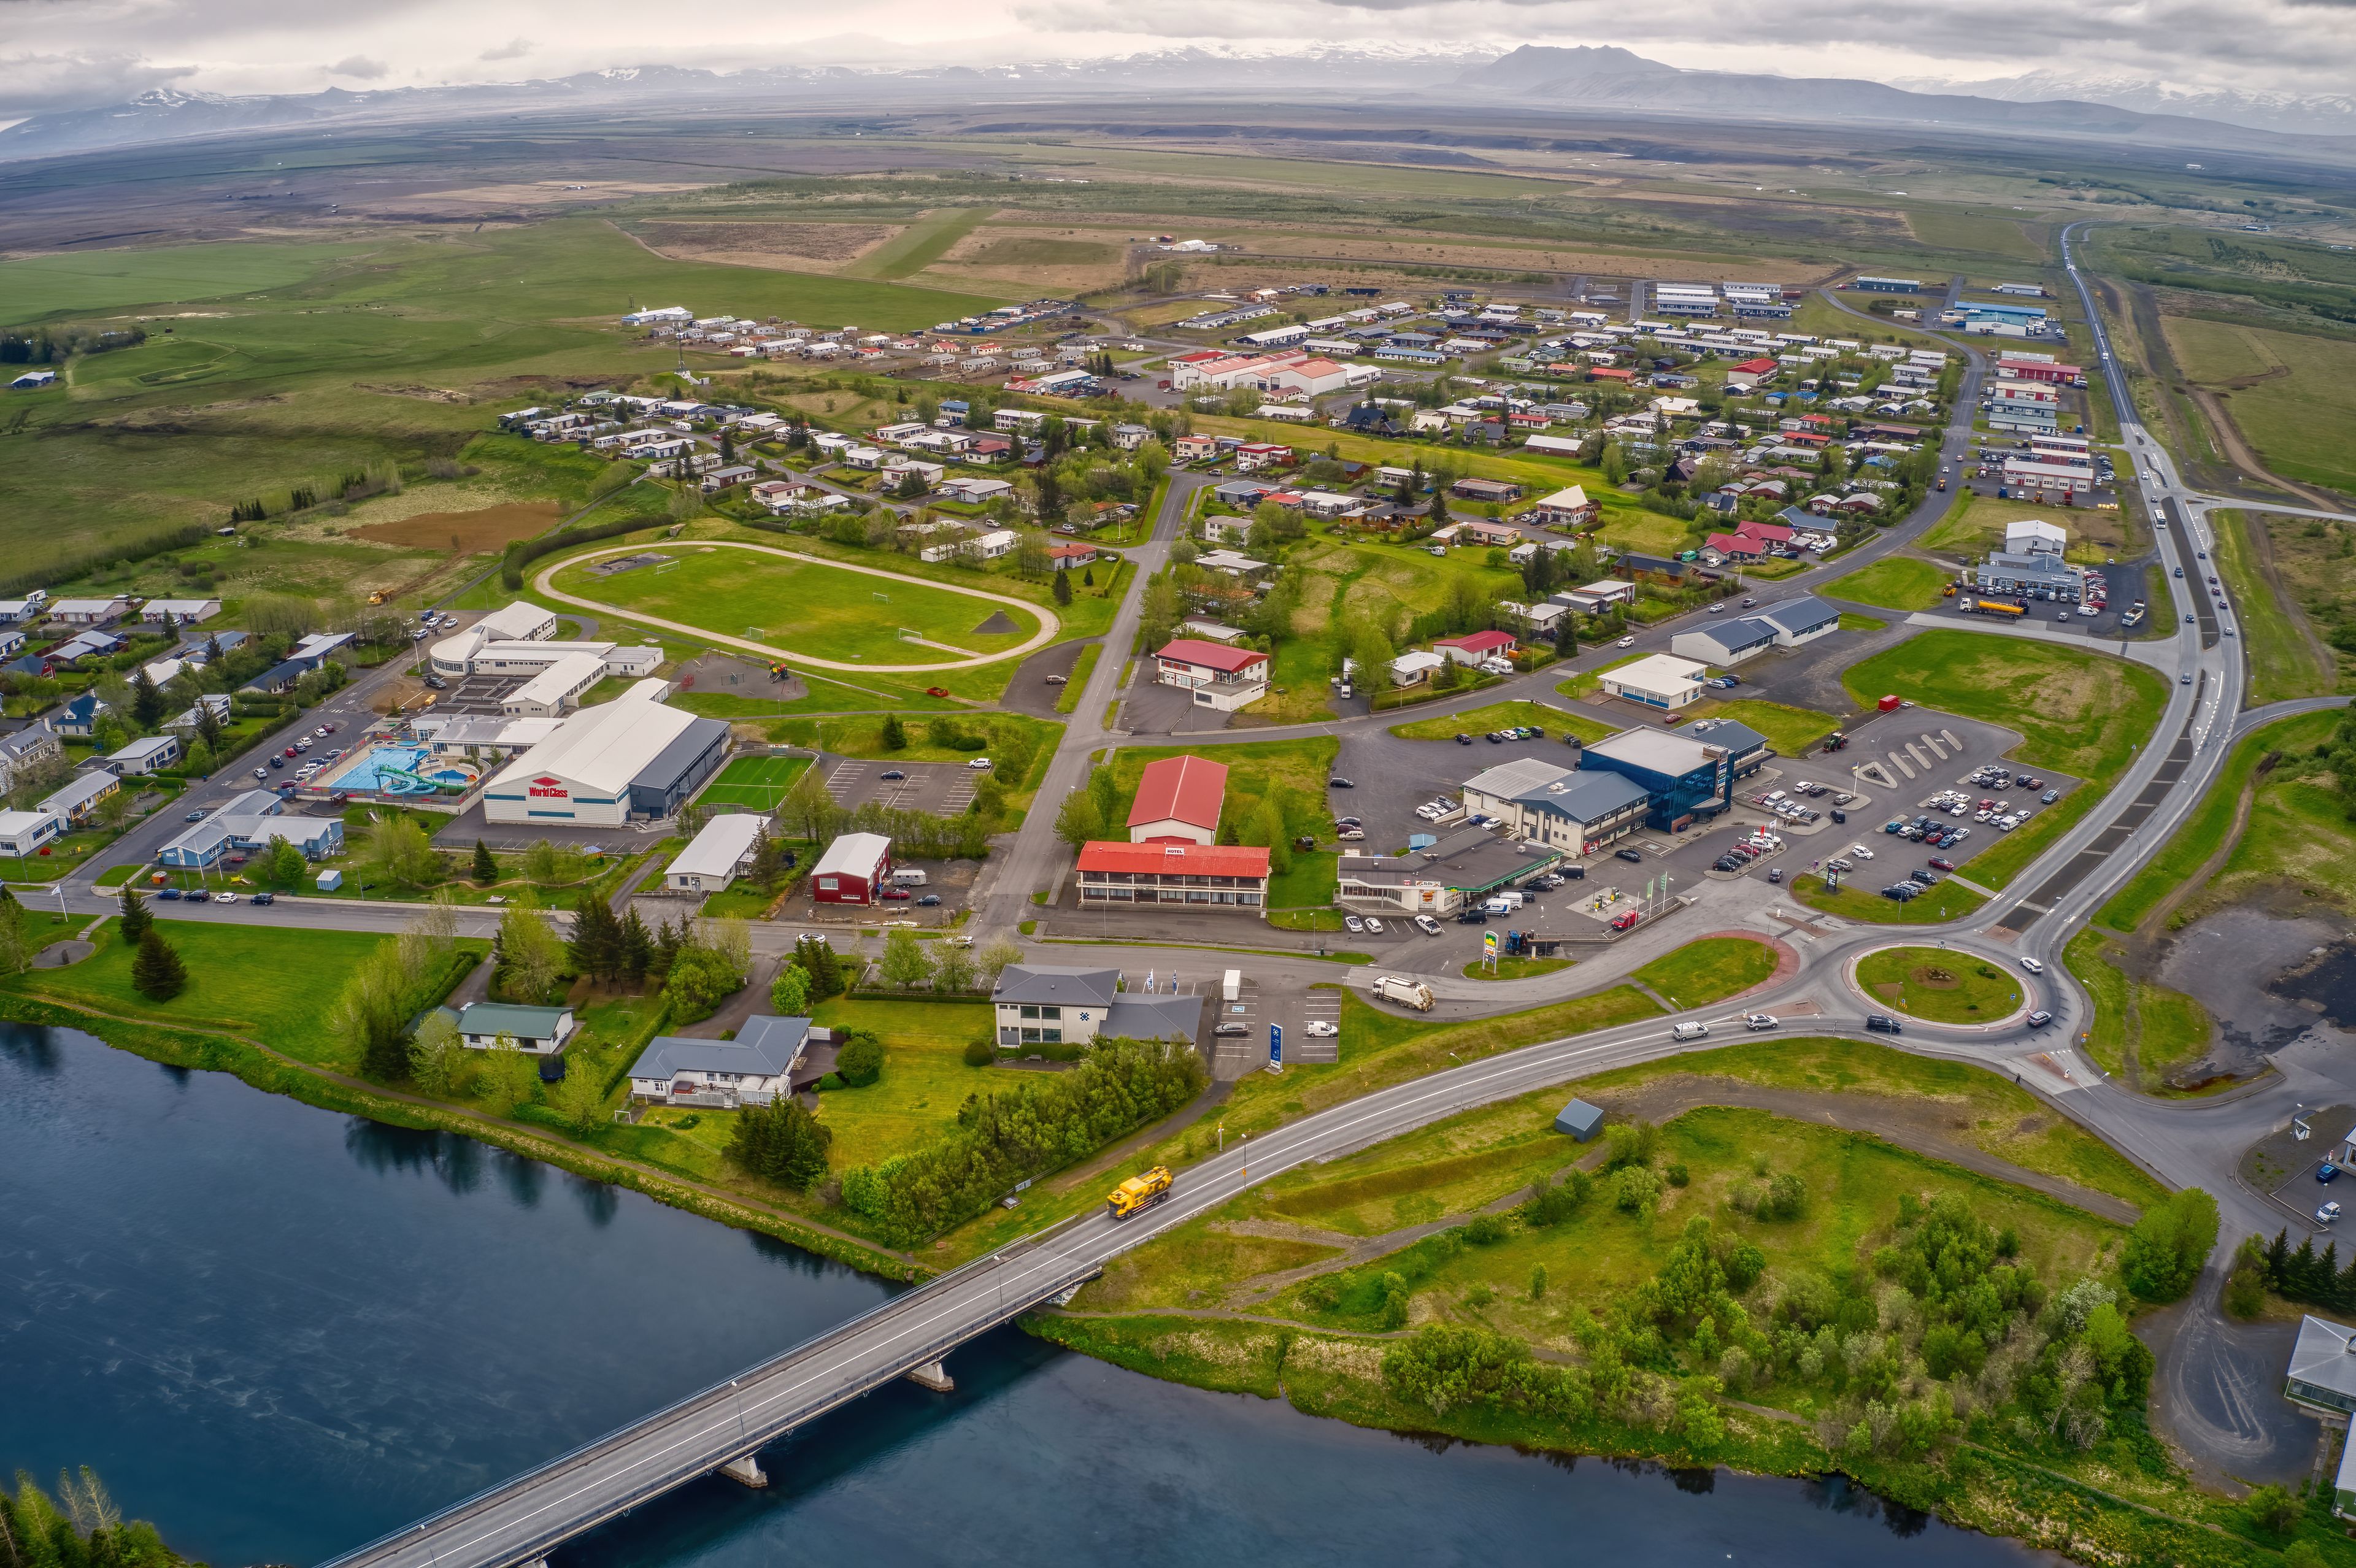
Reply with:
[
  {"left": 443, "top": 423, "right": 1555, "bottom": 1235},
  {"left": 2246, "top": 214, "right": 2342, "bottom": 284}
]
[
  {"left": 327, "top": 55, "right": 389, "bottom": 79},
  {"left": 479, "top": 38, "right": 532, "bottom": 61}
]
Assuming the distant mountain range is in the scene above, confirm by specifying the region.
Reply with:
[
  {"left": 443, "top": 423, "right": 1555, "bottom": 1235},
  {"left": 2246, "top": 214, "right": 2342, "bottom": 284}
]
[{"left": 1, "top": 45, "right": 2348, "bottom": 164}]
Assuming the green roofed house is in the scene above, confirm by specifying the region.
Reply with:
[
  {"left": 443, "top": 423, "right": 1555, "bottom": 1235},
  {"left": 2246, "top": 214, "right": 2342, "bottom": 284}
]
[
  {"left": 453, "top": 1002, "right": 577, "bottom": 1056},
  {"left": 1553, "top": 1098, "right": 1604, "bottom": 1140}
]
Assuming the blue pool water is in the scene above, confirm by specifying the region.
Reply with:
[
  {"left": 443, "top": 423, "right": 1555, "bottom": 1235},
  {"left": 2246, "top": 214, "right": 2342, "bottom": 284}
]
[{"left": 337, "top": 745, "right": 474, "bottom": 795}]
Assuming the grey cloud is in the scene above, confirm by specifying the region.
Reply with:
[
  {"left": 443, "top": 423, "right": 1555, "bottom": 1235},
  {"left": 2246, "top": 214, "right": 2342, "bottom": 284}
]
[
  {"left": 479, "top": 37, "right": 533, "bottom": 60},
  {"left": 0, "top": 51, "right": 196, "bottom": 118},
  {"left": 327, "top": 54, "right": 388, "bottom": 78}
]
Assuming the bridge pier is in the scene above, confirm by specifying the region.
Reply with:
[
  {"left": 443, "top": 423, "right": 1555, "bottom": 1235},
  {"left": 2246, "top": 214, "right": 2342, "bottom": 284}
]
[
  {"left": 717, "top": 1454, "right": 769, "bottom": 1489},
  {"left": 905, "top": 1359, "right": 955, "bottom": 1393}
]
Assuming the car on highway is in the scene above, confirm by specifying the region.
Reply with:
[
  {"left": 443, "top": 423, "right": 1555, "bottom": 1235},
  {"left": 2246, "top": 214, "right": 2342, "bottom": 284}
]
[
  {"left": 1342, "top": 915, "right": 1366, "bottom": 933},
  {"left": 1615, "top": 847, "right": 1642, "bottom": 863},
  {"left": 1414, "top": 915, "right": 1442, "bottom": 937},
  {"left": 1611, "top": 910, "right": 1641, "bottom": 932},
  {"left": 1866, "top": 1014, "right": 1903, "bottom": 1034},
  {"left": 2026, "top": 1010, "right": 2053, "bottom": 1028},
  {"left": 1616, "top": 636, "right": 1635, "bottom": 648},
  {"left": 2019, "top": 956, "right": 2045, "bottom": 975},
  {"left": 1744, "top": 1013, "right": 1777, "bottom": 1031},
  {"left": 2321, "top": 1201, "right": 2344, "bottom": 1226},
  {"left": 1306, "top": 1020, "right": 1339, "bottom": 1037},
  {"left": 184, "top": 807, "right": 209, "bottom": 821},
  {"left": 880, "top": 769, "right": 905, "bottom": 780}
]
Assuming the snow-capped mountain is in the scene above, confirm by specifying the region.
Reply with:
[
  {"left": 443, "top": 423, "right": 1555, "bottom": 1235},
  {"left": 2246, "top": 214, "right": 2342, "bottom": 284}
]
[{"left": 1892, "top": 70, "right": 2356, "bottom": 137}]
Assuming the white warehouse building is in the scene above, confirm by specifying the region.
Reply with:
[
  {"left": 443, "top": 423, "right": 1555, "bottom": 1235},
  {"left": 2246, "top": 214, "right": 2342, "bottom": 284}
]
[
  {"left": 429, "top": 602, "right": 661, "bottom": 715},
  {"left": 481, "top": 680, "right": 730, "bottom": 826}
]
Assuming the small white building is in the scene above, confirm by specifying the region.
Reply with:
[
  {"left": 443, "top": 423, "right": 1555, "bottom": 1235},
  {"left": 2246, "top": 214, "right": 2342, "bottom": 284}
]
[
  {"left": 1598, "top": 652, "right": 1709, "bottom": 710},
  {"left": 104, "top": 733, "right": 183, "bottom": 776},
  {"left": 1389, "top": 649, "right": 1447, "bottom": 686},
  {"left": 664, "top": 811, "right": 768, "bottom": 894},
  {"left": 453, "top": 1002, "right": 577, "bottom": 1055},
  {"left": 0, "top": 809, "right": 64, "bottom": 857}
]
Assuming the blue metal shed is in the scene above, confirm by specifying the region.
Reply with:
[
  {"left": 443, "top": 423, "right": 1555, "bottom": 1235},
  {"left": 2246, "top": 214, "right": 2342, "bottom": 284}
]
[{"left": 1553, "top": 1098, "right": 1604, "bottom": 1140}]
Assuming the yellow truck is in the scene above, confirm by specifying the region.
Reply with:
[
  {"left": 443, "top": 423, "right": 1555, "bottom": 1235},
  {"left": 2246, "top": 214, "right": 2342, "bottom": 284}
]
[{"left": 1107, "top": 1166, "right": 1174, "bottom": 1221}]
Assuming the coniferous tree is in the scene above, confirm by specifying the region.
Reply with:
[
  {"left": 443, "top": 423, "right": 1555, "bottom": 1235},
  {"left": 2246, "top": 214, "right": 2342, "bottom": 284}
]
[
  {"left": 617, "top": 906, "right": 653, "bottom": 986},
  {"left": 747, "top": 826, "right": 785, "bottom": 890},
  {"left": 727, "top": 1097, "right": 834, "bottom": 1189},
  {"left": 118, "top": 883, "right": 152, "bottom": 943},
  {"left": 649, "top": 917, "right": 683, "bottom": 980},
  {"left": 569, "top": 895, "right": 624, "bottom": 983},
  {"left": 2268, "top": 1228, "right": 2292, "bottom": 1287},
  {"left": 1052, "top": 566, "right": 1073, "bottom": 606},
  {"left": 131, "top": 928, "right": 188, "bottom": 1001},
  {"left": 472, "top": 839, "right": 499, "bottom": 884}
]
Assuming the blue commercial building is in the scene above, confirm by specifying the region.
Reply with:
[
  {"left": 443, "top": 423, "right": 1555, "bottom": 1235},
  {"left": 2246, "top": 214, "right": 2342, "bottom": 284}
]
[{"left": 1579, "top": 717, "right": 1771, "bottom": 831}]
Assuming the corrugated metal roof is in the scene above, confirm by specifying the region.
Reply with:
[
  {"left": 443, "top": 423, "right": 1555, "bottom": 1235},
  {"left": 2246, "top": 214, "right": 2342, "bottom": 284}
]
[{"left": 1128, "top": 754, "right": 1227, "bottom": 834}]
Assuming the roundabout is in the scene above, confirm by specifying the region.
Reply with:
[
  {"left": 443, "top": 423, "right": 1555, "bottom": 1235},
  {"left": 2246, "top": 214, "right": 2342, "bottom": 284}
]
[
  {"left": 534, "top": 539, "right": 1063, "bottom": 674},
  {"left": 1844, "top": 943, "right": 2035, "bottom": 1029}
]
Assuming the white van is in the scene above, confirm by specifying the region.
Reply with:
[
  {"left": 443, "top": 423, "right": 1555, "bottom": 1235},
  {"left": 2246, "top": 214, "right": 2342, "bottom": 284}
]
[
  {"left": 1484, "top": 890, "right": 1526, "bottom": 913},
  {"left": 1671, "top": 1021, "right": 1711, "bottom": 1042},
  {"left": 890, "top": 868, "right": 928, "bottom": 887}
]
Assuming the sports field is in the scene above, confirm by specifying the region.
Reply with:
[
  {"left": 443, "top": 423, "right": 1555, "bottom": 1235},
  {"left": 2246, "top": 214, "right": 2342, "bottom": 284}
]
[
  {"left": 699, "top": 754, "right": 811, "bottom": 812},
  {"left": 549, "top": 544, "right": 1048, "bottom": 666}
]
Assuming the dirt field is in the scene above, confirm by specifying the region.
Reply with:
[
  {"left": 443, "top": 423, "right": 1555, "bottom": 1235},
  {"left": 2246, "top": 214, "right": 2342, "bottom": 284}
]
[
  {"left": 353, "top": 501, "right": 561, "bottom": 551},
  {"left": 928, "top": 225, "right": 1133, "bottom": 293},
  {"left": 636, "top": 221, "right": 899, "bottom": 272}
]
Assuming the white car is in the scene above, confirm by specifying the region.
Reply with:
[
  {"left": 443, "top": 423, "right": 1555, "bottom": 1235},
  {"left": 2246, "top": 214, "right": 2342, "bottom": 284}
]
[
  {"left": 1363, "top": 917, "right": 1386, "bottom": 934},
  {"left": 1342, "top": 915, "right": 1366, "bottom": 933},
  {"left": 1616, "top": 636, "right": 1636, "bottom": 648},
  {"left": 2019, "top": 956, "right": 2045, "bottom": 975},
  {"left": 214, "top": 891, "right": 237, "bottom": 904},
  {"left": 1848, "top": 844, "right": 1874, "bottom": 860},
  {"left": 1414, "top": 915, "right": 1442, "bottom": 937},
  {"left": 1305, "top": 1020, "right": 1340, "bottom": 1037},
  {"left": 1744, "top": 1013, "right": 1779, "bottom": 1031},
  {"left": 966, "top": 758, "right": 993, "bottom": 770}
]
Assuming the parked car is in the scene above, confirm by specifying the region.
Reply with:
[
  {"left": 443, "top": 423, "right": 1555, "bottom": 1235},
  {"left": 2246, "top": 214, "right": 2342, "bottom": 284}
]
[
  {"left": 1305, "top": 1020, "right": 1340, "bottom": 1037},
  {"left": 2322, "top": 1163, "right": 2341, "bottom": 1184},
  {"left": 214, "top": 892, "right": 237, "bottom": 904},
  {"left": 1610, "top": 911, "right": 1640, "bottom": 931},
  {"left": 184, "top": 808, "right": 209, "bottom": 822},
  {"left": 966, "top": 758, "right": 992, "bottom": 770},
  {"left": 1615, "top": 847, "right": 1642, "bottom": 863},
  {"left": 881, "top": 890, "right": 911, "bottom": 901},
  {"left": 1044, "top": 674, "right": 1068, "bottom": 685},
  {"left": 1214, "top": 1023, "right": 1249, "bottom": 1037},
  {"left": 925, "top": 687, "right": 952, "bottom": 699},
  {"left": 916, "top": 894, "right": 942, "bottom": 907},
  {"left": 2320, "top": 1201, "right": 2343, "bottom": 1225},
  {"left": 1455, "top": 733, "right": 1474, "bottom": 745},
  {"left": 1342, "top": 915, "right": 1366, "bottom": 933},
  {"left": 1363, "top": 917, "right": 1386, "bottom": 934},
  {"left": 880, "top": 769, "right": 906, "bottom": 780},
  {"left": 158, "top": 888, "right": 183, "bottom": 901},
  {"left": 1616, "top": 636, "right": 1635, "bottom": 648},
  {"left": 1414, "top": 915, "right": 1441, "bottom": 937},
  {"left": 1928, "top": 857, "right": 1955, "bottom": 872}
]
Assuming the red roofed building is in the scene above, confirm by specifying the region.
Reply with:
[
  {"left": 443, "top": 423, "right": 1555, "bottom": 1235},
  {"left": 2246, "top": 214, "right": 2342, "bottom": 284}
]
[
  {"left": 1704, "top": 531, "right": 1766, "bottom": 563},
  {"left": 1127, "top": 754, "right": 1228, "bottom": 845},
  {"left": 1588, "top": 367, "right": 1637, "bottom": 384},
  {"left": 1433, "top": 629, "right": 1519, "bottom": 667},
  {"left": 1725, "top": 356, "right": 1779, "bottom": 391},
  {"left": 1730, "top": 356, "right": 1779, "bottom": 375},
  {"left": 1045, "top": 541, "right": 1101, "bottom": 568},
  {"left": 1996, "top": 358, "right": 2083, "bottom": 385},
  {"left": 1738, "top": 520, "right": 1795, "bottom": 545},
  {"left": 1155, "top": 637, "right": 1271, "bottom": 712},
  {"left": 1076, "top": 840, "right": 1271, "bottom": 913}
]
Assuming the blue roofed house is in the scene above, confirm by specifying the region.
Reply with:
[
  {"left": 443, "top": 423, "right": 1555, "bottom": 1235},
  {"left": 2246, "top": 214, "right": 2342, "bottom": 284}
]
[
  {"left": 52, "top": 691, "right": 109, "bottom": 738},
  {"left": 626, "top": 1015, "right": 815, "bottom": 1107},
  {"left": 242, "top": 658, "right": 309, "bottom": 696},
  {"left": 156, "top": 788, "right": 343, "bottom": 868}
]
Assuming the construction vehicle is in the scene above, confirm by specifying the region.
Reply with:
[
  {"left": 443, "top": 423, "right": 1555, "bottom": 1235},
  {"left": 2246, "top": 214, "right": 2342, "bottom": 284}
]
[
  {"left": 1372, "top": 974, "right": 1436, "bottom": 1012},
  {"left": 1107, "top": 1166, "right": 1174, "bottom": 1221},
  {"left": 1822, "top": 731, "right": 1849, "bottom": 753},
  {"left": 367, "top": 591, "right": 388, "bottom": 605}
]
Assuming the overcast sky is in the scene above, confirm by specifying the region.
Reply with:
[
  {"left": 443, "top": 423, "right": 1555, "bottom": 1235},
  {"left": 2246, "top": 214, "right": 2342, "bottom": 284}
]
[{"left": 4, "top": 0, "right": 2349, "bottom": 123}]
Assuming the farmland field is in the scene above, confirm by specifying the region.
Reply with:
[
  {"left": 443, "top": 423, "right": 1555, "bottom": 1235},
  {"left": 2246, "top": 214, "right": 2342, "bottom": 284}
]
[
  {"left": 2162, "top": 315, "right": 2356, "bottom": 495},
  {"left": 547, "top": 543, "right": 1048, "bottom": 666}
]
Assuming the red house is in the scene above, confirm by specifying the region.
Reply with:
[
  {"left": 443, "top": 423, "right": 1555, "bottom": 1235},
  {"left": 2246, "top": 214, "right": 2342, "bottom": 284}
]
[
  {"left": 1127, "top": 755, "right": 1228, "bottom": 845},
  {"left": 1704, "top": 531, "right": 1765, "bottom": 563},
  {"left": 1433, "top": 629, "right": 1518, "bottom": 667},
  {"left": 809, "top": 831, "right": 891, "bottom": 904}
]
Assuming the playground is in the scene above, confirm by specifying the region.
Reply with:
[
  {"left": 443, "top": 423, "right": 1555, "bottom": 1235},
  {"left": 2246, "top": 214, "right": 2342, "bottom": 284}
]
[
  {"left": 537, "top": 540, "right": 1058, "bottom": 672},
  {"left": 318, "top": 744, "right": 482, "bottom": 799}
]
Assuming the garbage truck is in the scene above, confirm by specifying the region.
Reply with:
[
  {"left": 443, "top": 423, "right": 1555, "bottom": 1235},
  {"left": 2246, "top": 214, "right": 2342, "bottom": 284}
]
[{"left": 1371, "top": 975, "right": 1436, "bottom": 1012}]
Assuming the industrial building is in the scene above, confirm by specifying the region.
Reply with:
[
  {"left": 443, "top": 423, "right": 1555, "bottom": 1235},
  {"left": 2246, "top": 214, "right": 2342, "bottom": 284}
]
[
  {"left": 1074, "top": 841, "right": 1271, "bottom": 911},
  {"left": 1671, "top": 618, "right": 1780, "bottom": 667},
  {"left": 1579, "top": 718, "right": 1769, "bottom": 831},
  {"left": 1755, "top": 596, "right": 1841, "bottom": 648},
  {"left": 480, "top": 680, "right": 730, "bottom": 826},
  {"left": 1597, "top": 652, "right": 1709, "bottom": 710},
  {"left": 808, "top": 831, "right": 893, "bottom": 905},
  {"left": 1336, "top": 823, "right": 1563, "bottom": 915},
  {"left": 1458, "top": 756, "right": 1650, "bottom": 856},
  {"left": 1126, "top": 754, "right": 1227, "bottom": 844},
  {"left": 1972, "top": 551, "right": 2083, "bottom": 602}
]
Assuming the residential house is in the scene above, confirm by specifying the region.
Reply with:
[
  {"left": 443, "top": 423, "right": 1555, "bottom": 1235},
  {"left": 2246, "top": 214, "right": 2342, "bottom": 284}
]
[
  {"left": 52, "top": 692, "right": 108, "bottom": 739},
  {"left": 1531, "top": 486, "right": 1598, "bottom": 528},
  {"left": 103, "top": 734, "right": 182, "bottom": 776},
  {"left": 39, "top": 769, "right": 120, "bottom": 826},
  {"left": 626, "top": 1016, "right": 812, "bottom": 1105},
  {"left": 47, "top": 598, "right": 130, "bottom": 627},
  {"left": 1154, "top": 638, "right": 1269, "bottom": 712},
  {"left": 990, "top": 964, "right": 1202, "bottom": 1048},
  {"left": 1389, "top": 649, "right": 1447, "bottom": 686},
  {"left": 139, "top": 599, "right": 221, "bottom": 625},
  {"left": 455, "top": 1002, "right": 579, "bottom": 1055},
  {"left": 1432, "top": 630, "right": 1517, "bottom": 667}
]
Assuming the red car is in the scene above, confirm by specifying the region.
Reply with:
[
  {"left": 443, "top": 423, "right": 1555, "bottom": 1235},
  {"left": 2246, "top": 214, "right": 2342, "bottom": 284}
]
[
  {"left": 925, "top": 687, "right": 952, "bottom": 699},
  {"left": 1611, "top": 911, "right": 1641, "bottom": 932},
  {"left": 881, "top": 889, "right": 912, "bottom": 901}
]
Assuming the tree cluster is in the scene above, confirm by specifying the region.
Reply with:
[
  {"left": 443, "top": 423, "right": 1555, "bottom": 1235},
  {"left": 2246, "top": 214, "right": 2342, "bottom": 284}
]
[
  {"left": 0, "top": 1466, "right": 185, "bottom": 1568},
  {"left": 838, "top": 1037, "right": 1206, "bottom": 1244},
  {"left": 726, "top": 1097, "right": 833, "bottom": 1189}
]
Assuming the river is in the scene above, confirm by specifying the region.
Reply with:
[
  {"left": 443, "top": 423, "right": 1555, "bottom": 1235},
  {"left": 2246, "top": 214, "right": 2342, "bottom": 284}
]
[{"left": 0, "top": 1023, "right": 2066, "bottom": 1566}]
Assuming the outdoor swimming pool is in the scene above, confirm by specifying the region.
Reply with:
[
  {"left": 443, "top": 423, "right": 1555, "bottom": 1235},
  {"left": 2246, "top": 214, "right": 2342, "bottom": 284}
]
[{"left": 326, "top": 744, "right": 479, "bottom": 797}]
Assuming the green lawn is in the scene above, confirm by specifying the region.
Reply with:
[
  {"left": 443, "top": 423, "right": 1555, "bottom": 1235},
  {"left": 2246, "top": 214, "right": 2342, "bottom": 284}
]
[
  {"left": 2065, "top": 929, "right": 2214, "bottom": 1090},
  {"left": 2211, "top": 510, "right": 2333, "bottom": 704},
  {"left": 1269, "top": 850, "right": 1338, "bottom": 910},
  {"left": 1839, "top": 612, "right": 1888, "bottom": 632},
  {"left": 550, "top": 544, "right": 1043, "bottom": 664},
  {"left": 1680, "top": 698, "right": 1839, "bottom": 757},
  {"left": 1055, "top": 645, "right": 1103, "bottom": 714},
  {"left": 1789, "top": 872, "right": 1988, "bottom": 925},
  {"left": 808, "top": 997, "right": 998, "bottom": 1170},
  {"left": 6, "top": 922, "right": 482, "bottom": 1067},
  {"left": 1388, "top": 698, "right": 1614, "bottom": 745},
  {"left": 844, "top": 209, "right": 993, "bottom": 280},
  {"left": 1841, "top": 631, "right": 2169, "bottom": 888},
  {"left": 1821, "top": 555, "right": 1953, "bottom": 612},
  {"left": 770, "top": 711, "right": 1061, "bottom": 768},
  {"left": 1631, "top": 936, "right": 1777, "bottom": 1007},
  {"left": 1854, "top": 945, "right": 2025, "bottom": 1022},
  {"left": 2098, "top": 710, "right": 2336, "bottom": 932},
  {"left": 700, "top": 753, "right": 812, "bottom": 812},
  {"left": 0, "top": 239, "right": 375, "bottom": 326},
  {"left": 1462, "top": 956, "right": 1573, "bottom": 982}
]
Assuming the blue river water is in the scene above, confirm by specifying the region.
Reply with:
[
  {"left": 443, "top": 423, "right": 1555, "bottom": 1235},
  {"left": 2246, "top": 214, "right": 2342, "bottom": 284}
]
[{"left": 0, "top": 1023, "right": 2069, "bottom": 1566}]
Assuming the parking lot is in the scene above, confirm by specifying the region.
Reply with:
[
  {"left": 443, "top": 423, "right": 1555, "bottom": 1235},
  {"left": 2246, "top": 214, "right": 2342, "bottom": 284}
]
[{"left": 822, "top": 755, "right": 979, "bottom": 816}]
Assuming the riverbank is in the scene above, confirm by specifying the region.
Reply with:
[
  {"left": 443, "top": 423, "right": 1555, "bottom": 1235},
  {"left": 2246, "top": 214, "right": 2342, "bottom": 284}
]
[
  {"left": 1027, "top": 1312, "right": 2300, "bottom": 1568},
  {"left": 0, "top": 992, "right": 926, "bottom": 1283}
]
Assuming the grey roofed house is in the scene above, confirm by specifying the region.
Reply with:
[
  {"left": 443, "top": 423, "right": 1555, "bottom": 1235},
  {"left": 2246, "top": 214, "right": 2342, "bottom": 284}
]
[
  {"left": 1101, "top": 993, "right": 1204, "bottom": 1043},
  {"left": 627, "top": 1015, "right": 812, "bottom": 1090},
  {"left": 2284, "top": 1315, "right": 2356, "bottom": 1416},
  {"left": 1553, "top": 1098, "right": 1604, "bottom": 1140},
  {"left": 991, "top": 964, "right": 1121, "bottom": 1010}
]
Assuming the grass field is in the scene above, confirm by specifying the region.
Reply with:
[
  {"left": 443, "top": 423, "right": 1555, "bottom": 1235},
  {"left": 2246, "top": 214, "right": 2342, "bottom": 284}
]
[
  {"left": 1387, "top": 699, "right": 1615, "bottom": 745},
  {"left": 0, "top": 219, "right": 1006, "bottom": 570},
  {"left": 1680, "top": 698, "right": 1840, "bottom": 756},
  {"left": 1917, "top": 494, "right": 2135, "bottom": 566},
  {"left": 549, "top": 544, "right": 1044, "bottom": 664},
  {"left": 1630, "top": 936, "right": 1777, "bottom": 1007},
  {"left": 769, "top": 711, "right": 1061, "bottom": 767},
  {"left": 1109, "top": 737, "right": 1339, "bottom": 844},
  {"left": 1841, "top": 631, "right": 2168, "bottom": 888},
  {"left": 845, "top": 209, "right": 993, "bottom": 280},
  {"left": 5, "top": 922, "right": 479, "bottom": 1068},
  {"left": 699, "top": 754, "right": 812, "bottom": 813},
  {"left": 2098, "top": 711, "right": 2336, "bottom": 932},
  {"left": 1821, "top": 554, "right": 1952, "bottom": 610},
  {"left": 2195, "top": 747, "right": 2356, "bottom": 918},
  {"left": 1790, "top": 872, "right": 1988, "bottom": 925},
  {"left": 807, "top": 998, "right": 996, "bottom": 1170},
  {"left": 2210, "top": 510, "right": 2334, "bottom": 703},
  {"left": 1854, "top": 945, "right": 2026, "bottom": 1021},
  {"left": 2163, "top": 315, "right": 2356, "bottom": 495}
]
